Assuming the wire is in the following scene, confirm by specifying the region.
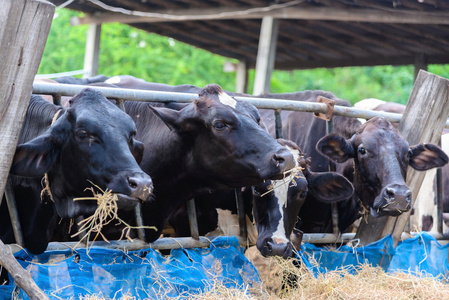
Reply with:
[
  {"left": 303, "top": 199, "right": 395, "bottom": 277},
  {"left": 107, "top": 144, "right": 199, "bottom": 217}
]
[{"left": 85, "top": 0, "right": 306, "bottom": 21}]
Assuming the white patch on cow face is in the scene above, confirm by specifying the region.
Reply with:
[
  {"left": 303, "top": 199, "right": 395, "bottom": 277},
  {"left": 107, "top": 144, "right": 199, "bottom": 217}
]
[
  {"left": 105, "top": 76, "right": 121, "bottom": 84},
  {"left": 270, "top": 146, "right": 301, "bottom": 244},
  {"left": 218, "top": 92, "right": 237, "bottom": 108}
]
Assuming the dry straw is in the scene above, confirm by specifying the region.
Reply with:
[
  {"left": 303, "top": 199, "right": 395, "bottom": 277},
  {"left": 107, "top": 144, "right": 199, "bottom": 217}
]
[{"left": 72, "top": 182, "right": 155, "bottom": 253}]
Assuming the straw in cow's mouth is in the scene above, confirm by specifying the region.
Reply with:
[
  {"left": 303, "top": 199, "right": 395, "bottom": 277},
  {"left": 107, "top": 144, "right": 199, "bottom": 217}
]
[
  {"left": 261, "top": 166, "right": 304, "bottom": 198},
  {"left": 72, "top": 182, "right": 156, "bottom": 253}
]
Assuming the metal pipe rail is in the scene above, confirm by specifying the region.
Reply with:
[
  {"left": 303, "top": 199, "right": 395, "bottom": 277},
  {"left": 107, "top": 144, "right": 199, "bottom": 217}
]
[
  {"left": 9, "top": 231, "right": 449, "bottom": 254},
  {"left": 33, "top": 82, "right": 449, "bottom": 127}
]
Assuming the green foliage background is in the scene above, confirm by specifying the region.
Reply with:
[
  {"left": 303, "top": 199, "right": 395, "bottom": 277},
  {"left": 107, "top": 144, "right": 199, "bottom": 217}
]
[{"left": 38, "top": 9, "right": 449, "bottom": 105}]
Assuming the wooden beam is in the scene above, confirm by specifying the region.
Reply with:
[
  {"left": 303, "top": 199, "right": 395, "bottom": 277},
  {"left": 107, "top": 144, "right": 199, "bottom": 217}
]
[
  {"left": 71, "top": 6, "right": 449, "bottom": 25},
  {"left": 0, "top": 2, "right": 54, "bottom": 298},
  {"left": 355, "top": 70, "right": 449, "bottom": 247},
  {"left": 253, "top": 17, "right": 278, "bottom": 95}
]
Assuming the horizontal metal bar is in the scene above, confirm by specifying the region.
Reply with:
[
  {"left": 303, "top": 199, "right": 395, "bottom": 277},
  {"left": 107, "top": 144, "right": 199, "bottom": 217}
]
[
  {"left": 32, "top": 82, "right": 449, "bottom": 128},
  {"left": 35, "top": 69, "right": 85, "bottom": 79},
  {"left": 9, "top": 237, "right": 213, "bottom": 254},
  {"left": 9, "top": 231, "right": 449, "bottom": 254}
]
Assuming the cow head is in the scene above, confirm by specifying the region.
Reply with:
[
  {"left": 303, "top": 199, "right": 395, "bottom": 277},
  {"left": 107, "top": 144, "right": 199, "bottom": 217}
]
[
  {"left": 253, "top": 139, "right": 354, "bottom": 258},
  {"left": 148, "top": 84, "right": 296, "bottom": 188},
  {"left": 317, "top": 117, "right": 448, "bottom": 217},
  {"left": 10, "top": 88, "right": 153, "bottom": 218}
]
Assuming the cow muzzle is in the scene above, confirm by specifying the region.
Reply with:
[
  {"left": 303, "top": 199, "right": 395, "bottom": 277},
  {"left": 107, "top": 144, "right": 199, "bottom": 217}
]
[
  {"left": 265, "top": 147, "right": 296, "bottom": 180},
  {"left": 371, "top": 184, "right": 412, "bottom": 217},
  {"left": 112, "top": 172, "right": 153, "bottom": 210},
  {"left": 259, "top": 237, "right": 293, "bottom": 259}
]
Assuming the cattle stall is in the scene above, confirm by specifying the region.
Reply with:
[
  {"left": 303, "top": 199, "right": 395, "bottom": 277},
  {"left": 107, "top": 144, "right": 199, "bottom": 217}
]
[{"left": 6, "top": 73, "right": 447, "bottom": 254}]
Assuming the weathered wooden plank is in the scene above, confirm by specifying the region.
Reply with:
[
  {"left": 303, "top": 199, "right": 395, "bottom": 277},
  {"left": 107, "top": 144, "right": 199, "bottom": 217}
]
[
  {"left": 253, "top": 16, "right": 278, "bottom": 95},
  {"left": 0, "top": 1, "right": 54, "bottom": 299},
  {"left": 355, "top": 70, "right": 449, "bottom": 246},
  {"left": 71, "top": 6, "right": 449, "bottom": 25},
  {"left": 0, "top": 0, "right": 54, "bottom": 194}
]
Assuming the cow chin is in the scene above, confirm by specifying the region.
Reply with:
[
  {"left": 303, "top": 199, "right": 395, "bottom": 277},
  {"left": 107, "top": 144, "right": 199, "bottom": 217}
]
[
  {"left": 115, "top": 194, "right": 141, "bottom": 210},
  {"left": 370, "top": 198, "right": 411, "bottom": 218},
  {"left": 369, "top": 206, "right": 403, "bottom": 217}
]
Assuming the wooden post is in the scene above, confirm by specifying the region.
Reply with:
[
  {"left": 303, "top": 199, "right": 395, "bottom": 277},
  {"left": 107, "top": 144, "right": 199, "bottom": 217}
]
[
  {"left": 83, "top": 22, "right": 102, "bottom": 78},
  {"left": 236, "top": 60, "right": 248, "bottom": 94},
  {"left": 253, "top": 16, "right": 279, "bottom": 96},
  {"left": 414, "top": 54, "right": 427, "bottom": 81},
  {"left": 0, "top": 1, "right": 54, "bottom": 299},
  {"left": 355, "top": 70, "right": 449, "bottom": 246}
]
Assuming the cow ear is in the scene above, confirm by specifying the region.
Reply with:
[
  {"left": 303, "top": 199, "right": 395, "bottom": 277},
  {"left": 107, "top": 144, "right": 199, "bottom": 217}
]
[
  {"left": 306, "top": 171, "right": 354, "bottom": 203},
  {"left": 132, "top": 139, "right": 145, "bottom": 164},
  {"left": 316, "top": 133, "right": 355, "bottom": 163},
  {"left": 148, "top": 104, "right": 198, "bottom": 133},
  {"left": 408, "top": 143, "right": 449, "bottom": 170},
  {"left": 10, "top": 133, "right": 60, "bottom": 177}
]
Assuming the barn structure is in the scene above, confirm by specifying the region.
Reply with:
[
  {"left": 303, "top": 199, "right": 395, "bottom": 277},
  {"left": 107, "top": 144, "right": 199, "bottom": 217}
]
[{"left": 48, "top": 0, "right": 449, "bottom": 95}]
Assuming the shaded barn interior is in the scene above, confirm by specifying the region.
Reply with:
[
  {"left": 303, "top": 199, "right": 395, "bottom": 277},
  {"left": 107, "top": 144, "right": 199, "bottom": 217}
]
[{"left": 48, "top": 0, "right": 449, "bottom": 70}]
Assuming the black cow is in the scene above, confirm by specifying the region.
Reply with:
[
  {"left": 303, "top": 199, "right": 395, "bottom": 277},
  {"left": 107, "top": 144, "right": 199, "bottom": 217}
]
[
  {"left": 167, "top": 139, "right": 354, "bottom": 258},
  {"left": 53, "top": 75, "right": 109, "bottom": 85},
  {"left": 1, "top": 88, "right": 153, "bottom": 254},
  {"left": 105, "top": 75, "right": 201, "bottom": 94},
  {"left": 121, "top": 84, "right": 295, "bottom": 243}
]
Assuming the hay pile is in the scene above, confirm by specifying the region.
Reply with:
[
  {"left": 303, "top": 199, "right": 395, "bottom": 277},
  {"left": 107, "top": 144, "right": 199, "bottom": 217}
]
[{"left": 244, "top": 245, "right": 449, "bottom": 300}]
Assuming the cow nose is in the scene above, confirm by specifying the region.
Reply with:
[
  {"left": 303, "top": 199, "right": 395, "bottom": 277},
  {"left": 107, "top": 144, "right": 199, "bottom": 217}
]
[
  {"left": 127, "top": 173, "right": 153, "bottom": 202},
  {"left": 266, "top": 239, "right": 293, "bottom": 259},
  {"left": 272, "top": 148, "right": 295, "bottom": 171},
  {"left": 382, "top": 184, "right": 412, "bottom": 211}
]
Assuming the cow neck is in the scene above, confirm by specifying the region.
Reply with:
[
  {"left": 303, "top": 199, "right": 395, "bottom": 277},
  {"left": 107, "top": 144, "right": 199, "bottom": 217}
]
[{"left": 41, "top": 108, "right": 63, "bottom": 203}]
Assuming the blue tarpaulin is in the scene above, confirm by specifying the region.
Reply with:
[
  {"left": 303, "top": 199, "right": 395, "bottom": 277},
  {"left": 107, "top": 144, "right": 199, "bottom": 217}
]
[
  {"left": 0, "top": 237, "right": 261, "bottom": 299},
  {"left": 1, "top": 233, "right": 448, "bottom": 299},
  {"left": 298, "top": 233, "right": 449, "bottom": 280}
]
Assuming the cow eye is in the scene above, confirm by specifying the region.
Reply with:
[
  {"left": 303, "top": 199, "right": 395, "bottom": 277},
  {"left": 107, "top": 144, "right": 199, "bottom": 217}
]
[
  {"left": 252, "top": 187, "right": 261, "bottom": 195},
  {"left": 407, "top": 149, "right": 413, "bottom": 159},
  {"left": 129, "top": 130, "right": 137, "bottom": 143},
  {"left": 76, "top": 130, "right": 89, "bottom": 140},
  {"left": 299, "top": 191, "right": 307, "bottom": 199},
  {"left": 213, "top": 121, "right": 228, "bottom": 131},
  {"left": 358, "top": 146, "right": 366, "bottom": 155}
]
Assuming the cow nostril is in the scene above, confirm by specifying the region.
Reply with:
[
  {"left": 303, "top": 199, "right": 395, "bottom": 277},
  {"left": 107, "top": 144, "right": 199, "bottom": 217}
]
[
  {"left": 128, "top": 177, "right": 139, "bottom": 189},
  {"left": 273, "top": 154, "right": 285, "bottom": 168},
  {"left": 405, "top": 194, "right": 412, "bottom": 203},
  {"left": 385, "top": 187, "right": 395, "bottom": 199}
]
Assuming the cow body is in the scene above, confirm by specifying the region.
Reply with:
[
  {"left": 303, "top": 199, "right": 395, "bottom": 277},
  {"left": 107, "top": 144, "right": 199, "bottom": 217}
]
[{"left": 1, "top": 89, "right": 153, "bottom": 254}]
